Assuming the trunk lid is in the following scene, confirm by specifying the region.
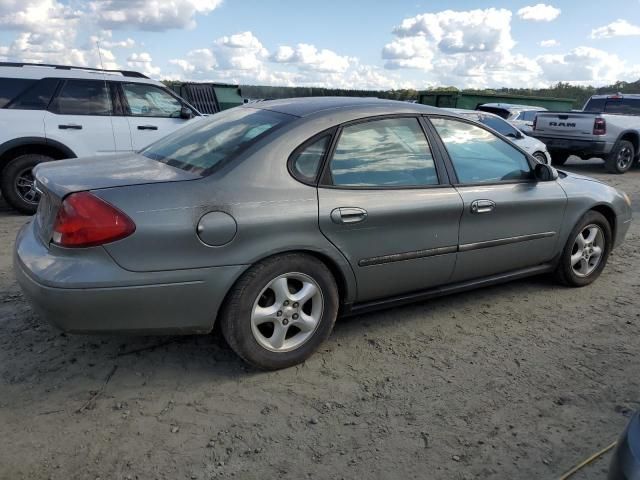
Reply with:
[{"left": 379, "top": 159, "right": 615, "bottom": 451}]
[
  {"left": 534, "top": 112, "right": 599, "bottom": 139},
  {"left": 33, "top": 153, "right": 200, "bottom": 244}
]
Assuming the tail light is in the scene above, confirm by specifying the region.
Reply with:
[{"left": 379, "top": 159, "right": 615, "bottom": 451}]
[
  {"left": 52, "top": 192, "right": 135, "bottom": 248},
  {"left": 593, "top": 117, "right": 606, "bottom": 135}
]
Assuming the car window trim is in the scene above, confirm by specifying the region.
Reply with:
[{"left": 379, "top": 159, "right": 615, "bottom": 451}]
[
  {"left": 423, "top": 114, "right": 539, "bottom": 188},
  {"left": 47, "top": 78, "right": 114, "bottom": 116},
  {"left": 287, "top": 127, "right": 337, "bottom": 186},
  {"left": 120, "top": 82, "right": 192, "bottom": 118},
  {"left": 318, "top": 114, "right": 449, "bottom": 191}
]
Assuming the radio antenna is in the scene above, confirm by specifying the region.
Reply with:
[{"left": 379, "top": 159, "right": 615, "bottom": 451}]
[{"left": 96, "top": 40, "right": 118, "bottom": 147}]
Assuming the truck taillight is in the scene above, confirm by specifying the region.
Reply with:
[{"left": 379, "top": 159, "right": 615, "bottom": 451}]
[
  {"left": 52, "top": 192, "right": 136, "bottom": 248},
  {"left": 593, "top": 118, "right": 606, "bottom": 135}
]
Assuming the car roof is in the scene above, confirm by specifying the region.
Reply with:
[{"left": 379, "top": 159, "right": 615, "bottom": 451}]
[
  {"left": 479, "top": 103, "right": 547, "bottom": 111},
  {"left": 0, "top": 63, "right": 163, "bottom": 86},
  {"left": 245, "top": 96, "right": 442, "bottom": 118}
]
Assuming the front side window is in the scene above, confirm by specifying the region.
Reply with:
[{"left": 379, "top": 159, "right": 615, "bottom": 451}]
[
  {"left": 329, "top": 117, "right": 438, "bottom": 187},
  {"left": 431, "top": 117, "right": 532, "bottom": 184},
  {"left": 290, "top": 135, "right": 331, "bottom": 183},
  {"left": 520, "top": 111, "right": 538, "bottom": 122},
  {"left": 142, "top": 107, "right": 292, "bottom": 175},
  {"left": 0, "top": 78, "right": 36, "bottom": 108},
  {"left": 51, "top": 80, "right": 112, "bottom": 115},
  {"left": 122, "top": 83, "right": 183, "bottom": 117}
]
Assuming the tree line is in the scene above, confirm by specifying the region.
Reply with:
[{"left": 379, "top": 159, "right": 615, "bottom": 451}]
[{"left": 241, "top": 80, "right": 640, "bottom": 108}]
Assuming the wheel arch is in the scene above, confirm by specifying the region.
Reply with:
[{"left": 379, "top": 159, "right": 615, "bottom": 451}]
[
  {"left": 0, "top": 137, "right": 76, "bottom": 178},
  {"left": 590, "top": 203, "right": 617, "bottom": 244},
  {"left": 615, "top": 130, "right": 639, "bottom": 156}
]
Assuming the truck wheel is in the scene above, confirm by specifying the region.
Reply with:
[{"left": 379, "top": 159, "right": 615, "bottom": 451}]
[
  {"left": 550, "top": 153, "right": 569, "bottom": 166},
  {"left": 605, "top": 140, "right": 634, "bottom": 174},
  {"left": 0, "top": 154, "right": 51, "bottom": 214}
]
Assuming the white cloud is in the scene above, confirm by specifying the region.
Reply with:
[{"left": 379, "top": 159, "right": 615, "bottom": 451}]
[
  {"left": 591, "top": 19, "right": 640, "bottom": 39},
  {"left": 539, "top": 39, "right": 559, "bottom": 47},
  {"left": 127, "top": 52, "right": 161, "bottom": 77},
  {"left": 517, "top": 4, "right": 561, "bottom": 22},
  {"left": 90, "top": 0, "right": 222, "bottom": 31},
  {"left": 270, "top": 44, "right": 351, "bottom": 72},
  {"left": 537, "top": 47, "right": 637, "bottom": 85}
]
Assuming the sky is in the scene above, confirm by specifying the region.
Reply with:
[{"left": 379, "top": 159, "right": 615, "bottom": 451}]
[{"left": 1, "top": 0, "right": 640, "bottom": 90}]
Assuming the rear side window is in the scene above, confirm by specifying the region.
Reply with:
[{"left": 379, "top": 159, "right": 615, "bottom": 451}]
[
  {"left": 518, "top": 111, "right": 538, "bottom": 122},
  {"left": 7, "top": 78, "right": 59, "bottom": 110},
  {"left": 604, "top": 98, "right": 640, "bottom": 115},
  {"left": 431, "top": 117, "right": 532, "bottom": 184},
  {"left": 476, "top": 115, "right": 520, "bottom": 138},
  {"left": 290, "top": 135, "right": 331, "bottom": 183},
  {"left": 0, "top": 78, "right": 36, "bottom": 108},
  {"left": 142, "top": 107, "right": 291, "bottom": 175},
  {"left": 50, "top": 80, "right": 112, "bottom": 115},
  {"left": 329, "top": 117, "right": 438, "bottom": 187}
]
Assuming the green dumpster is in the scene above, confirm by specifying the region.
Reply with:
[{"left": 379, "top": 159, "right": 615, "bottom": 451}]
[{"left": 417, "top": 91, "right": 574, "bottom": 111}]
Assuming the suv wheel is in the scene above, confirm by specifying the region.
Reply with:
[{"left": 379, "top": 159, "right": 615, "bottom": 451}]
[
  {"left": 1, "top": 154, "right": 51, "bottom": 214},
  {"left": 554, "top": 211, "right": 612, "bottom": 287},
  {"left": 605, "top": 140, "right": 635, "bottom": 174},
  {"left": 220, "top": 253, "right": 339, "bottom": 370}
]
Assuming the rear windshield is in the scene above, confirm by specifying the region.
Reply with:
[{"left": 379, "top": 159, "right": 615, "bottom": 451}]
[
  {"left": 475, "top": 115, "right": 519, "bottom": 137},
  {"left": 142, "top": 107, "right": 292, "bottom": 175}
]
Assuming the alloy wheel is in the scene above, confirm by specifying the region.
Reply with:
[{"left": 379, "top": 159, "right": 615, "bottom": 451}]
[
  {"left": 14, "top": 168, "right": 40, "bottom": 206},
  {"left": 251, "top": 272, "right": 324, "bottom": 352},
  {"left": 617, "top": 146, "right": 633, "bottom": 171},
  {"left": 570, "top": 224, "right": 605, "bottom": 277}
]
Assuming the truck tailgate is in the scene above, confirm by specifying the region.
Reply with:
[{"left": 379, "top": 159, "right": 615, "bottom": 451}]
[{"left": 534, "top": 112, "right": 597, "bottom": 139}]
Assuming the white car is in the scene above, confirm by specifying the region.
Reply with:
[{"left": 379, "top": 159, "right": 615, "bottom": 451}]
[
  {"left": 476, "top": 103, "right": 547, "bottom": 135},
  {"left": 0, "top": 62, "right": 203, "bottom": 213},
  {"left": 444, "top": 108, "right": 551, "bottom": 165}
]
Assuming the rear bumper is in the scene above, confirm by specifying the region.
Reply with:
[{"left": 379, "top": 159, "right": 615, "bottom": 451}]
[
  {"left": 533, "top": 136, "right": 613, "bottom": 158},
  {"left": 14, "top": 221, "right": 247, "bottom": 334}
]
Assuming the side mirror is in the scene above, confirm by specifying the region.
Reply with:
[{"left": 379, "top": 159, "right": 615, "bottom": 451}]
[
  {"left": 534, "top": 163, "right": 559, "bottom": 181},
  {"left": 180, "top": 106, "right": 194, "bottom": 119}
]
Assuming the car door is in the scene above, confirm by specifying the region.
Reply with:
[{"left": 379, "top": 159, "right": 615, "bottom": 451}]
[
  {"left": 119, "top": 82, "right": 199, "bottom": 150},
  {"left": 43, "top": 79, "right": 130, "bottom": 157},
  {"left": 316, "top": 116, "right": 463, "bottom": 303},
  {"left": 428, "top": 116, "right": 567, "bottom": 283}
]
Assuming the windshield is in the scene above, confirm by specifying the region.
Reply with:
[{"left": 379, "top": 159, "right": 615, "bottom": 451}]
[{"left": 142, "top": 107, "right": 292, "bottom": 175}]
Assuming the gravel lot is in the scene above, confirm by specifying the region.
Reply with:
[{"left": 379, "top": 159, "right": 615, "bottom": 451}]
[{"left": 1, "top": 158, "right": 639, "bottom": 480}]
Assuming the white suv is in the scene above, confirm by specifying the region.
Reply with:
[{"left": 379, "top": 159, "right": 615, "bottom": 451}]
[{"left": 0, "top": 62, "right": 203, "bottom": 213}]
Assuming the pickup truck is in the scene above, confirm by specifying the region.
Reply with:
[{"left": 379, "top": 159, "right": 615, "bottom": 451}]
[{"left": 532, "top": 94, "right": 640, "bottom": 173}]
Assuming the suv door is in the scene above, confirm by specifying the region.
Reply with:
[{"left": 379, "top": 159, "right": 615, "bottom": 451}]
[
  {"left": 119, "top": 82, "right": 199, "bottom": 150},
  {"left": 428, "top": 116, "right": 567, "bottom": 282},
  {"left": 44, "top": 79, "right": 128, "bottom": 157},
  {"left": 316, "top": 116, "right": 463, "bottom": 302}
]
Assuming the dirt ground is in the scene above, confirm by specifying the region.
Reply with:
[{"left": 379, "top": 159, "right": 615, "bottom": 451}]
[{"left": 1, "top": 158, "right": 639, "bottom": 480}]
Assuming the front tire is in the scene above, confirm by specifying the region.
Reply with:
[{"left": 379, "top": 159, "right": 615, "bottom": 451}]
[
  {"left": 220, "top": 253, "right": 339, "bottom": 370},
  {"left": 554, "top": 211, "right": 612, "bottom": 287},
  {"left": 605, "top": 140, "right": 634, "bottom": 174},
  {"left": 533, "top": 151, "right": 549, "bottom": 165},
  {"left": 1, "top": 154, "right": 52, "bottom": 214}
]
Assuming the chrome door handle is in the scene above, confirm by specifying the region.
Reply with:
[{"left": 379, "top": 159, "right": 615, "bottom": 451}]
[
  {"left": 58, "top": 124, "right": 82, "bottom": 130},
  {"left": 470, "top": 199, "right": 495, "bottom": 214},
  {"left": 137, "top": 125, "right": 158, "bottom": 130},
  {"left": 330, "top": 207, "right": 368, "bottom": 224}
]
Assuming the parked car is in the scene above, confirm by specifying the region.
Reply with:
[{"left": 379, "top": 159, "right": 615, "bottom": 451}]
[
  {"left": 444, "top": 108, "right": 551, "bottom": 164},
  {"left": 0, "top": 62, "right": 203, "bottom": 213},
  {"left": 532, "top": 94, "right": 640, "bottom": 173},
  {"left": 14, "top": 98, "right": 632, "bottom": 370},
  {"left": 608, "top": 411, "right": 640, "bottom": 480},
  {"left": 476, "top": 103, "right": 547, "bottom": 134}
]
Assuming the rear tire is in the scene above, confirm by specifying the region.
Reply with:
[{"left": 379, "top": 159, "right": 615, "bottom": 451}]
[
  {"left": 219, "top": 253, "right": 339, "bottom": 370},
  {"left": 1, "top": 154, "right": 52, "bottom": 214},
  {"left": 554, "top": 211, "right": 612, "bottom": 287},
  {"left": 550, "top": 153, "right": 569, "bottom": 166},
  {"left": 605, "top": 140, "right": 634, "bottom": 174}
]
